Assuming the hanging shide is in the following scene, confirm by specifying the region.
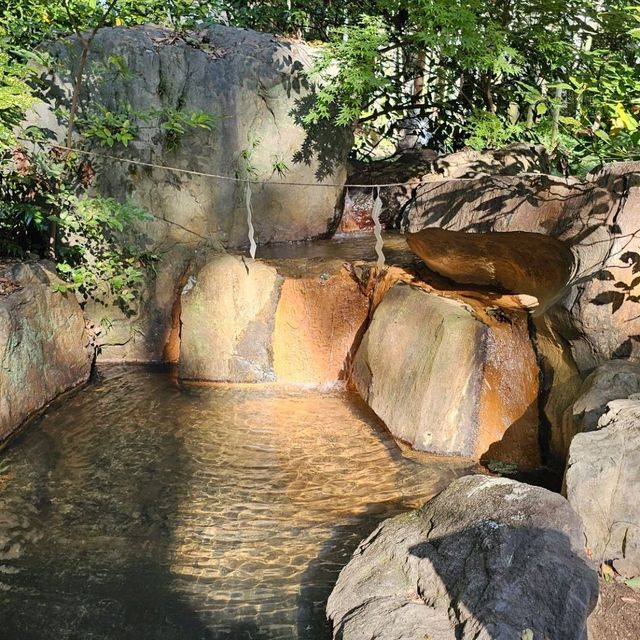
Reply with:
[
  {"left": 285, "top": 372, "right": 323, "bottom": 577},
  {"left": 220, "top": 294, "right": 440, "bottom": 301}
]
[
  {"left": 245, "top": 182, "right": 257, "bottom": 260},
  {"left": 372, "top": 187, "right": 386, "bottom": 270}
]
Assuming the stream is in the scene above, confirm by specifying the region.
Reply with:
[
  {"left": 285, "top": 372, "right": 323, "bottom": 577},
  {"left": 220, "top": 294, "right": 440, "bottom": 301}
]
[{"left": 0, "top": 367, "right": 474, "bottom": 639}]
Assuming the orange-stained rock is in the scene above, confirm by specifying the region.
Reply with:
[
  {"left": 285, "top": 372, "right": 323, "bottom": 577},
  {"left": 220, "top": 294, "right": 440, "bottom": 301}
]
[
  {"left": 408, "top": 174, "right": 614, "bottom": 286},
  {"left": 477, "top": 316, "right": 541, "bottom": 466},
  {"left": 532, "top": 312, "right": 584, "bottom": 461},
  {"left": 406, "top": 228, "right": 574, "bottom": 314},
  {"left": 404, "top": 169, "right": 640, "bottom": 369},
  {"left": 273, "top": 270, "right": 369, "bottom": 385},
  {"left": 179, "top": 253, "right": 370, "bottom": 386},
  {"left": 352, "top": 281, "right": 541, "bottom": 468}
]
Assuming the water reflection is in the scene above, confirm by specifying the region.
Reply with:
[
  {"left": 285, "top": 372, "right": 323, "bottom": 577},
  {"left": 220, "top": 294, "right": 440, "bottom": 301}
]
[{"left": 0, "top": 368, "right": 474, "bottom": 639}]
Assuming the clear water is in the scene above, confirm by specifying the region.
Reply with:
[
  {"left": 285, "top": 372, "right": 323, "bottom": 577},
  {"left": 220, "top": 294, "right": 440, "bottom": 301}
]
[{"left": 0, "top": 367, "right": 474, "bottom": 640}]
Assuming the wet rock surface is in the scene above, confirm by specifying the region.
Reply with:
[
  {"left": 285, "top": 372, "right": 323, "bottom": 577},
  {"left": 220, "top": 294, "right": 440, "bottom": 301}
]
[
  {"left": 180, "top": 254, "right": 282, "bottom": 382},
  {"left": 327, "top": 474, "right": 599, "bottom": 640},
  {"left": 272, "top": 269, "right": 369, "bottom": 385},
  {"left": 532, "top": 311, "right": 585, "bottom": 460},
  {"left": 407, "top": 227, "right": 574, "bottom": 314},
  {"left": 0, "top": 261, "right": 93, "bottom": 442},
  {"left": 565, "top": 396, "right": 640, "bottom": 578},
  {"left": 179, "top": 251, "right": 370, "bottom": 385},
  {"left": 352, "top": 281, "right": 540, "bottom": 467}
]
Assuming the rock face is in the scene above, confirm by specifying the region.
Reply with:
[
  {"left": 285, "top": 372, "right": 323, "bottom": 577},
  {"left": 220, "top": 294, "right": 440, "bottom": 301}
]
[
  {"left": 532, "top": 312, "right": 584, "bottom": 461},
  {"left": 180, "top": 255, "right": 282, "bottom": 382},
  {"left": 568, "top": 162, "right": 640, "bottom": 364},
  {"left": 327, "top": 475, "right": 598, "bottom": 640},
  {"left": 562, "top": 360, "right": 640, "bottom": 452},
  {"left": 44, "top": 25, "right": 349, "bottom": 247},
  {"left": 352, "top": 282, "right": 540, "bottom": 466},
  {"left": 407, "top": 174, "right": 613, "bottom": 284},
  {"left": 0, "top": 262, "right": 94, "bottom": 442},
  {"left": 405, "top": 164, "right": 640, "bottom": 369},
  {"left": 565, "top": 397, "right": 640, "bottom": 578},
  {"left": 338, "top": 144, "right": 547, "bottom": 232},
  {"left": 179, "top": 253, "right": 370, "bottom": 385},
  {"left": 38, "top": 24, "right": 351, "bottom": 362}
]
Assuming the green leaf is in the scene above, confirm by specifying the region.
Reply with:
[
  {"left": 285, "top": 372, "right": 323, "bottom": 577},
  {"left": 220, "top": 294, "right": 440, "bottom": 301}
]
[{"left": 625, "top": 577, "right": 640, "bottom": 591}]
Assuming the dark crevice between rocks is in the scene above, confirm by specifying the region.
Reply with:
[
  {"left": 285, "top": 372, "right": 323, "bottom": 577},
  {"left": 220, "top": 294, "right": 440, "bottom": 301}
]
[{"left": 519, "top": 314, "right": 564, "bottom": 492}]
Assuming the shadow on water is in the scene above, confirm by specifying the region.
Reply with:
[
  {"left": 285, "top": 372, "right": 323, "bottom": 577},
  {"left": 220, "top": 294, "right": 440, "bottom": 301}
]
[
  {"left": 0, "top": 371, "right": 280, "bottom": 640},
  {"left": 296, "top": 497, "right": 421, "bottom": 639}
]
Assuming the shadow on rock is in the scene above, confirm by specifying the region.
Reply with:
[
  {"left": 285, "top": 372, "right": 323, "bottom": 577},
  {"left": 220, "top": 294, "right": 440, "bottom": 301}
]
[{"left": 327, "top": 475, "right": 599, "bottom": 640}]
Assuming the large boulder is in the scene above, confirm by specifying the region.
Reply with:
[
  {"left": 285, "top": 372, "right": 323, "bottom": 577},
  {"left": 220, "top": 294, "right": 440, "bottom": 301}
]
[
  {"left": 407, "top": 174, "right": 613, "bottom": 285},
  {"left": 272, "top": 268, "right": 370, "bottom": 385},
  {"left": 406, "top": 227, "right": 574, "bottom": 314},
  {"left": 42, "top": 24, "right": 349, "bottom": 248},
  {"left": 0, "top": 262, "right": 94, "bottom": 442},
  {"left": 405, "top": 164, "right": 640, "bottom": 369},
  {"left": 564, "top": 397, "right": 640, "bottom": 578},
  {"left": 179, "top": 253, "right": 370, "bottom": 385},
  {"left": 327, "top": 475, "right": 598, "bottom": 640},
  {"left": 351, "top": 282, "right": 541, "bottom": 467}
]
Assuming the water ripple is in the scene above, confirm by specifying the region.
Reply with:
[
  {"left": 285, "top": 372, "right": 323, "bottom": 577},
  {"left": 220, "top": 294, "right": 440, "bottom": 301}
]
[{"left": 0, "top": 368, "right": 475, "bottom": 639}]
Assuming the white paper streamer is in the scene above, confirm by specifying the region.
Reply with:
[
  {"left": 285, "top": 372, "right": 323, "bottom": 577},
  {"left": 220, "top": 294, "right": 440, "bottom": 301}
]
[
  {"left": 371, "top": 187, "right": 385, "bottom": 270},
  {"left": 245, "top": 182, "right": 257, "bottom": 260}
]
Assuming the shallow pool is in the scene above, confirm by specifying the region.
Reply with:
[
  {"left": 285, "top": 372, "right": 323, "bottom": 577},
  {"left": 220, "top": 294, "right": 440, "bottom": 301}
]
[{"left": 0, "top": 367, "right": 473, "bottom": 639}]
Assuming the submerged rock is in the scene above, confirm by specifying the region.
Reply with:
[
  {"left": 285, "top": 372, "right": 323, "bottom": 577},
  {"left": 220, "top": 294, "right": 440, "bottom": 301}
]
[
  {"left": 352, "top": 282, "right": 540, "bottom": 467},
  {"left": 565, "top": 397, "right": 640, "bottom": 578},
  {"left": 327, "top": 474, "right": 598, "bottom": 640},
  {"left": 0, "top": 262, "right": 94, "bottom": 441}
]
